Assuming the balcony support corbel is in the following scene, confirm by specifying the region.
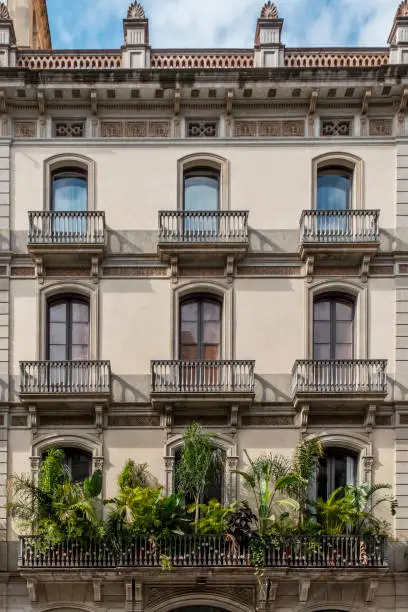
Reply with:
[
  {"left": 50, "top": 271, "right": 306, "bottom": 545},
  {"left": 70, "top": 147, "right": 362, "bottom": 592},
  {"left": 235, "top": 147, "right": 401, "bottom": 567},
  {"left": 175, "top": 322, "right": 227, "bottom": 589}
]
[
  {"left": 398, "top": 87, "right": 408, "bottom": 135},
  {"left": 306, "top": 256, "right": 314, "bottom": 283},
  {"left": 365, "top": 579, "right": 379, "bottom": 602},
  {"left": 28, "top": 405, "right": 37, "bottom": 434},
  {"left": 34, "top": 256, "right": 44, "bottom": 284},
  {"left": 26, "top": 579, "right": 37, "bottom": 603},
  {"left": 230, "top": 404, "right": 238, "bottom": 433},
  {"left": 360, "top": 88, "right": 372, "bottom": 136},
  {"left": 164, "top": 404, "right": 173, "bottom": 436},
  {"left": 170, "top": 256, "right": 178, "bottom": 284},
  {"left": 297, "top": 404, "right": 309, "bottom": 432},
  {"left": 298, "top": 579, "right": 311, "bottom": 603},
  {"left": 125, "top": 581, "right": 133, "bottom": 612},
  {"left": 225, "top": 255, "right": 235, "bottom": 283},
  {"left": 361, "top": 255, "right": 371, "bottom": 283},
  {"left": 365, "top": 404, "right": 376, "bottom": 430},
  {"left": 173, "top": 88, "right": 181, "bottom": 137},
  {"left": 91, "top": 256, "right": 100, "bottom": 283},
  {"left": 94, "top": 404, "right": 104, "bottom": 433},
  {"left": 307, "top": 89, "right": 318, "bottom": 136},
  {"left": 225, "top": 89, "right": 234, "bottom": 137},
  {"left": 134, "top": 580, "right": 143, "bottom": 612}
]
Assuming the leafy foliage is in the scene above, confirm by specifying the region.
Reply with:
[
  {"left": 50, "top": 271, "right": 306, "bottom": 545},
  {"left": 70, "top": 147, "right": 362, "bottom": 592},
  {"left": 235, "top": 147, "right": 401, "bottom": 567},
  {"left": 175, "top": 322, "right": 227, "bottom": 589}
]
[
  {"left": 117, "top": 460, "right": 156, "bottom": 491},
  {"left": 194, "top": 499, "right": 233, "bottom": 535}
]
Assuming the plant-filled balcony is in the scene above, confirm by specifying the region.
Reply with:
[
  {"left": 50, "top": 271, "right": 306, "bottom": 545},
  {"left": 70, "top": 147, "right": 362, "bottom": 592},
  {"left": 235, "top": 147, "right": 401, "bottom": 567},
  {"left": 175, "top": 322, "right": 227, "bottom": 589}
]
[{"left": 10, "top": 425, "right": 394, "bottom": 571}]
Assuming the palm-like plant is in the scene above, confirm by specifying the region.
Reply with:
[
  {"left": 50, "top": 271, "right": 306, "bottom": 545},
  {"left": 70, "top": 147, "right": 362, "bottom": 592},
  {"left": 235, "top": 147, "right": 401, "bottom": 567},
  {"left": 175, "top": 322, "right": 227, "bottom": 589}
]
[
  {"left": 290, "top": 437, "right": 323, "bottom": 528},
  {"left": 313, "top": 487, "right": 358, "bottom": 535},
  {"left": 343, "top": 482, "right": 397, "bottom": 534},
  {"left": 176, "top": 423, "right": 225, "bottom": 532},
  {"left": 234, "top": 450, "right": 302, "bottom": 536}
]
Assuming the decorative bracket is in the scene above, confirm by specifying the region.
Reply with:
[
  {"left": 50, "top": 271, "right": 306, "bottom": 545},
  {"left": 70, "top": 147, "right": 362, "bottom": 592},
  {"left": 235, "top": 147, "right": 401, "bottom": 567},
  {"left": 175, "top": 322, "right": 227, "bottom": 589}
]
[
  {"left": 306, "top": 255, "right": 314, "bottom": 283},
  {"left": 308, "top": 89, "right": 318, "bottom": 135},
  {"left": 398, "top": 87, "right": 408, "bottom": 132},
  {"left": 226, "top": 89, "right": 234, "bottom": 115},
  {"left": 174, "top": 88, "right": 181, "bottom": 116},
  {"left": 94, "top": 404, "right": 103, "bottom": 433},
  {"left": 170, "top": 256, "right": 178, "bottom": 284},
  {"left": 90, "top": 89, "right": 98, "bottom": 115},
  {"left": 361, "top": 88, "right": 372, "bottom": 116},
  {"left": 91, "top": 256, "right": 100, "bottom": 283},
  {"left": 364, "top": 404, "right": 376, "bottom": 429},
  {"left": 361, "top": 255, "right": 371, "bottom": 283},
  {"left": 134, "top": 581, "right": 143, "bottom": 612},
  {"left": 164, "top": 404, "right": 173, "bottom": 435},
  {"left": 365, "top": 579, "right": 379, "bottom": 602},
  {"left": 225, "top": 255, "right": 235, "bottom": 283},
  {"left": 93, "top": 579, "right": 102, "bottom": 603},
  {"left": 298, "top": 579, "right": 311, "bottom": 603},
  {"left": 230, "top": 404, "right": 239, "bottom": 432},
  {"left": 34, "top": 256, "right": 44, "bottom": 283},
  {"left": 125, "top": 581, "right": 133, "bottom": 611},
  {"left": 26, "top": 579, "right": 37, "bottom": 603},
  {"left": 298, "top": 404, "right": 309, "bottom": 432},
  {"left": 28, "top": 405, "right": 37, "bottom": 434},
  {"left": 0, "top": 89, "right": 6, "bottom": 114},
  {"left": 37, "top": 90, "right": 45, "bottom": 115}
]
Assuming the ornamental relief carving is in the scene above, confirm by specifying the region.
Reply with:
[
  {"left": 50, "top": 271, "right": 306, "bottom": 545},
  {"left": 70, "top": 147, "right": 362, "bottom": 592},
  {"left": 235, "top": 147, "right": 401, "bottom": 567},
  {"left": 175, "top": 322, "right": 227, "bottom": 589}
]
[
  {"left": 14, "top": 121, "right": 37, "bottom": 137},
  {"left": 101, "top": 120, "right": 170, "bottom": 137},
  {"left": 235, "top": 120, "right": 305, "bottom": 137},
  {"left": 369, "top": 118, "right": 393, "bottom": 136}
]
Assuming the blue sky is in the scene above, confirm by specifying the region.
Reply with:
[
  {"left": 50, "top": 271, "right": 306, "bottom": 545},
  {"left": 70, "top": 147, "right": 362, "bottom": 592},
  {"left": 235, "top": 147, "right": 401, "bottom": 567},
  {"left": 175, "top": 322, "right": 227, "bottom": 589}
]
[{"left": 43, "top": 0, "right": 399, "bottom": 50}]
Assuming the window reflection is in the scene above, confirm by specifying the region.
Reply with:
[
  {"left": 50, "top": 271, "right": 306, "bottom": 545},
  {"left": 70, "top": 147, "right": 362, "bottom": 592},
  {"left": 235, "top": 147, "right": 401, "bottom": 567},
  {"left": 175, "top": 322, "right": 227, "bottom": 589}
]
[{"left": 313, "top": 296, "right": 354, "bottom": 360}]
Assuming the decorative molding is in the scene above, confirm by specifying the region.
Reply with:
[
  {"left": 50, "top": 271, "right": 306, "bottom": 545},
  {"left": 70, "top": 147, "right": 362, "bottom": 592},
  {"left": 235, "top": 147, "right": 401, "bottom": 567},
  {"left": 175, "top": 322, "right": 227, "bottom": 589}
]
[
  {"left": 46, "top": 267, "right": 91, "bottom": 277},
  {"left": 14, "top": 121, "right": 37, "bottom": 138},
  {"left": 235, "top": 121, "right": 257, "bottom": 137},
  {"left": 26, "top": 579, "right": 37, "bottom": 603},
  {"left": 11, "top": 266, "right": 35, "bottom": 277},
  {"left": 93, "top": 580, "right": 102, "bottom": 603},
  {"left": 127, "top": 1, "right": 146, "bottom": 19},
  {"left": 146, "top": 586, "right": 255, "bottom": 608},
  {"left": 299, "top": 580, "right": 311, "bottom": 603},
  {"left": 187, "top": 120, "right": 218, "bottom": 137},
  {"left": 365, "top": 579, "right": 379, "bottom": 603},
  {"left": 100, "top": 120, "right": 170, "bottom": 138},
  {"left": 321, "top": 118, "right": 353, "bottom": 136},
  {"left": 102, "top": 266, "right": 167, "bottom": 277},
  {"left": 260, "top": 1, "right": 279, "bottom": 19},
  {"left": 11, "top": 414, "right": 28, "bottom": 427},
  {"left": 236, "top": 266, "right": 300, "bottom": 277},
  {"left": 241, "top": 415, "right": 294, "bottom": 426},
  {"left": 369, "top": 118, "right": 393, "bottom": 136},
  {"left": 39, "top": 413, "right": 94, "bottom": 427},
  {"left": 179, "top": 267, "right": 223, "bottom": 277},
  {"left": 108, "top": 414, "right": 160, "bottom": 427},
  {"left": 235, "top": 120, "right": 305, "bottom": 137},
  {"left": 0, "top": 2, "right": 10, "bottom": 19},
  {"left": 53, "top": 120, "right": 85, "bottom": 138}
]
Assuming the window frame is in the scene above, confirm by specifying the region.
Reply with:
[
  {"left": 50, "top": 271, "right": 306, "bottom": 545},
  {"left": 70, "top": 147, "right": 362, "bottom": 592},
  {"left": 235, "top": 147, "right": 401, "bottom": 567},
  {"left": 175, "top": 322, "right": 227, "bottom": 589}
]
[
  {"left": 174, "top": 446, "right": 226, "bottom": 505},
  {"left": 46, "top": 294, "right": 90, "bottom": 361},
  {"left": 316, "top": 165, "right": 353, "bottom": 212},
  {"left": 179, "top": 294, "right": 222, "bottom": 361},
  {"left": 315, "top": 447, "right": 358, "bottom": 501},
  {"left": 51, "top": 167, "right": 88, "bottom": 212},
  {"left": 44, "top": 153, "right": 95, "bottom": 212},
  {"left": 312, "top": 152, "right": 364, "bottom": 211},
  {"left": 177, "top": 153, "right": 229, "bottom": 211},
  {"left": 313, "top": 294, "right": 355, "bottom": 360},
  {"left": 41, "top": 446, "right": 93, "bottom": 483},
  {"left": 183, "top": 167, "right": 220, "bottom": 212}
]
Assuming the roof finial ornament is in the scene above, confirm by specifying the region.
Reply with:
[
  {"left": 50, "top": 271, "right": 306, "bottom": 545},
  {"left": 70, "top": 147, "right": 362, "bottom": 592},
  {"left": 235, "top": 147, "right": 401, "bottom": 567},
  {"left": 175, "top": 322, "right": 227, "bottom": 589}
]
[
  {"left": 0, "top": 2, "right": 10, "bottom": 20},
  {"left": 127, "top": 1, "right": 145, "bottom": 19},
  {"left": 397, "top": 0, "right": 408, "bottom": 17},
  {"left": 260, "top": 1, "right": 279, "bottom": 19}
]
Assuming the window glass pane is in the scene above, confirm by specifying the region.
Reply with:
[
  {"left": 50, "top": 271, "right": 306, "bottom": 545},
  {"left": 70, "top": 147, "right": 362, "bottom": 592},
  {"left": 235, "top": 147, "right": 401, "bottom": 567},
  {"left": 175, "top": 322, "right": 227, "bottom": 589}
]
[
  {"left": 71, "top": 345, "right": 90, "bottom": 360},
  {"left": 335, "top": 344, "right": 353, "bottom": 359},
  {"left": 49, "top": 344, "right": 66, "bottom": 360},
  {"left": 72, "top": 322, "right": 89, "bottom": 345},
  {"left": 316, "top": 450, "right": 356, "bottom": 501},
  {"left": 181, "top": 345, "right": 198, "bottom": 360},
  {"left": 181, "top": 302, "right": 198, "bottom": 322},
  {"left": 72, "top": 302, "right": 89, "bottom": 323},
  {"left": 203, "top": 344, "right": 220, "bottom": 360},
  {"left": 184, "top": 175, "right": 219, "bottom": 212},
  {"left": 314, "top": 321, "right": 330, "bottom": 344},
  {"left": 49, "top": 322, "right": 67, "bottom": 345},
  {"left": 336, "top": 301, "right": 353, "bottom": 321},
  {"left": 314, "top": 300, "right": 330, "bottom": 321},
  {"left": 64, "top": 449, "right": 91, "bottom": 482},
  {"left": 181, "top": 322, "right": 198, "bottom": 345},
  {"left": 204, "top": 321, "right": 221, "bottom": 344},
  {"left": 52, "top": 176, "right": 87, "bottom": 212},
  {"left": 50, "top": 302, "right": 67, "bottom": 322},
  {"left": 317, "top": 173, "right": 351, "bottom": 211},
  {"left": 336, "top": 322, "right": 352, "bottom": 344},
  {"left": 313, "top": 344, "right": 331, "bottom": 360},
  {"left": 203, "top": 302, "right": 221, "bottom": 322}
]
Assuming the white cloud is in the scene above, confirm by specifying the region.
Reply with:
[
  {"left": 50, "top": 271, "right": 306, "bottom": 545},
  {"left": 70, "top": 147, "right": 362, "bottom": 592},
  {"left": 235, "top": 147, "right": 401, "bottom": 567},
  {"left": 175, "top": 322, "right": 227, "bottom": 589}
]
[{"left": 48, "top": 0, "right": 401, "bottom": 50}]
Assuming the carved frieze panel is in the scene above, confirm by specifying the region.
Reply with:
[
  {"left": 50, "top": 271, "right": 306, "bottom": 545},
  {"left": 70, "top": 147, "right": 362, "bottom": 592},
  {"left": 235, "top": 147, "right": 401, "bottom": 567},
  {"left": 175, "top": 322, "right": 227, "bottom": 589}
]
[
  {"left": 14, "top": 121, "right": 37, "bottom": 137},
  {"left": 103, "top": 266, "right": 167, "bottom": 277},
  {"left": 236, "top": 120, "right": 305, "bottom": 137},
  {"left": 39, "top": 414, "right": 94, "bottom": 427},
  {"left": 375, "top": 415, "right": 392, "bottom": 426},
  {"left": 11, "top": 415, "right": 28, "bottom": 427},
  {"left": 236, "top": 266, "right": 300, "bottom": 277},
  {"left": 321, "top": 119, "right": 353, "bottom": 136},
  {"left": 11, "top": 266, "right": 35, "bottom": 277},
  {"left": 174, "top": 414, "right": 229, "bottom": 427},
  {"left": 369, "top": 118, "right": 393, "bottom": 136},
  {"left": 101, "top": 120, "right": 171, "bottom": 137},
  {"left": 241, "top": 415, "right": 294, "bottom": 426},
  {"left": 145, "top": 586, "right": 255, "bottom": 608}
]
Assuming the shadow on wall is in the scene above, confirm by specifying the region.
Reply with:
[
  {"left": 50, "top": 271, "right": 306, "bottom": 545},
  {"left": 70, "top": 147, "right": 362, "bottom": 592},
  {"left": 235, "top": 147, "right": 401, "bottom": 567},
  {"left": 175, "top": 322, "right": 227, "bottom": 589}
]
[
  {"left": 249, "top": 228, "right": 298, "bottom": 254},
  {"left": 254, "top": 374, "right": 291, "bottom": 403},
  {"left": 112, "top": 375, "right": 150, "bottom": 404},
  {"left": 107, "top": 229, "right": 157, "bottom": 255}
]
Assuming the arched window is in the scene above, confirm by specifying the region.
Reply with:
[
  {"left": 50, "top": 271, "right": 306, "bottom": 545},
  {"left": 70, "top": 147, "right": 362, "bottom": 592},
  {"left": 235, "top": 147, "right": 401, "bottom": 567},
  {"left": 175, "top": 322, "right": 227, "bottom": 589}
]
[
  {"left": 42, "top": 447, "right": 92, "bottom": 482},
  {"left": 52, "top": 168, "right": 87, "bottom": 212},
  {"left": 317, "top": 166, "right": 352, "bottom": 211},
  {"left": 317, "top": 447, "right": 357, "bottom": 501},
  {"left": 47, "top": 296, "right": 90, "bottom": 361},
  {"left": 180, "top": 296, "right": 221, "bottom": 360},
  {"left": 313, "top": 295, "right": 354, "bottom": 360},
  {"left": 175, "top": 446, "right": 225, "bottom": 504},
  {"left": 183, "top": 168, "right": 220, "bottom": 212}
]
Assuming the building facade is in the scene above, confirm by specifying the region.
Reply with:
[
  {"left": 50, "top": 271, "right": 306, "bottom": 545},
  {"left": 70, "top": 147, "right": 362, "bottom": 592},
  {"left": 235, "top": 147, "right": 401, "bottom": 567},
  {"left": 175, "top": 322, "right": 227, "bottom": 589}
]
[{"left": 1, "top": 0, "right": 408, "bottom": 610}]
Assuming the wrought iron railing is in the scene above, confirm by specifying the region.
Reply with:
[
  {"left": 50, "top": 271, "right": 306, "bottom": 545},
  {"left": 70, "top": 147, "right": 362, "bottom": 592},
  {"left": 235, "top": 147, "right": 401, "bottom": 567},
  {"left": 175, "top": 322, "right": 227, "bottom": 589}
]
[
  {"left": 158, "top": 211, "right": 249, "bottom": 244},
  {"left": 292, "top": 360, "right": 387, "bottom": 395},
  {"left": 151, "top": 360, "right": 255, "bottom": 394},
  {"left": 28, "top": 211, "right": 105, "bottom": 245},
  {"left": 19, "top": 361, "right": 111, "bottom": 395},
  {"left": 300, "top": 210, "right": 380, "bottom": 244},
  {"left": 18, "top": 535, "right": 388, "bottom": 569}
]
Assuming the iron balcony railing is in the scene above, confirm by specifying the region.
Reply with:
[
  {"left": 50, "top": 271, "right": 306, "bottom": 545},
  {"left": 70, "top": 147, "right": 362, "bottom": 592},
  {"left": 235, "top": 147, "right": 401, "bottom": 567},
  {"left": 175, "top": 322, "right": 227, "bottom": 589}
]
[
  {"left": 28, "top": 211, "right": 106, "bottom": 245},
  {"left": 18, "top": 535, "right": 388, "bottom": 569},
  {"left": 151, "top": 360, "right": 255, "bottom": 394},
  {"left": 300, "top": 210, "right": 380, "bottom": 244},
  {"left": 158, "top": 211, "right": 249, "bottom": 244},
  {"left": 292, "top": 360, "right": 387, "bottom": 395},
  {"left": 19, "top": 361, "right": 111, "bottom": 395}
]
